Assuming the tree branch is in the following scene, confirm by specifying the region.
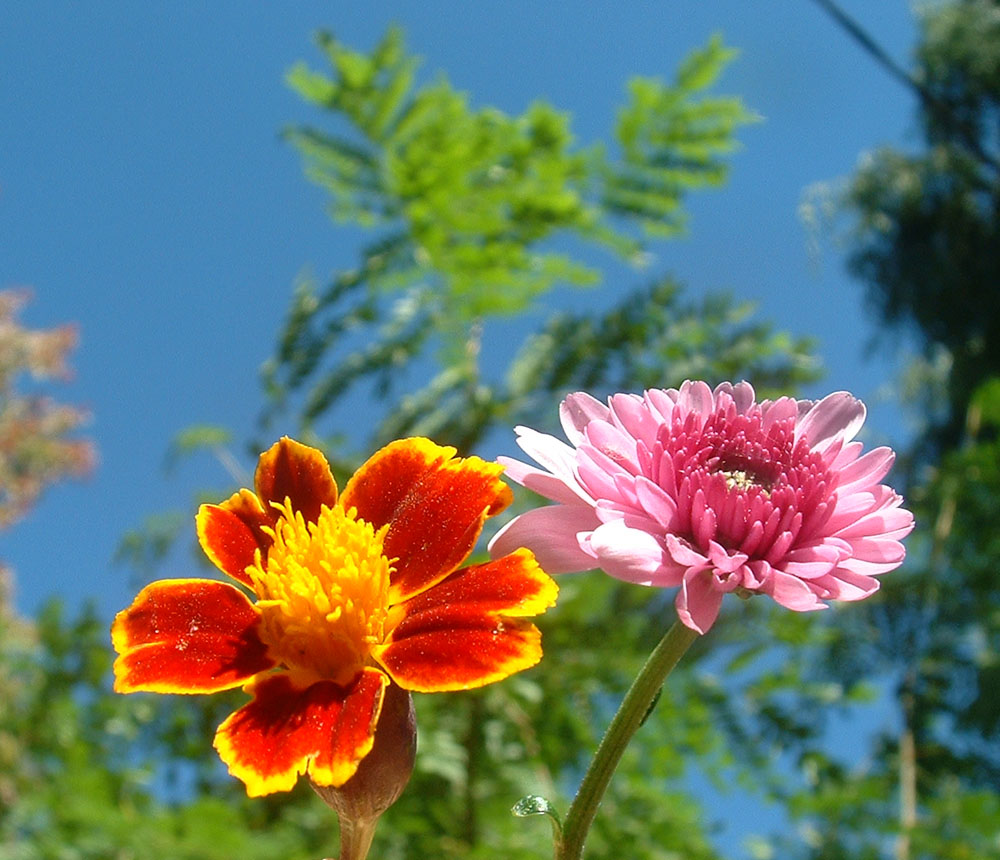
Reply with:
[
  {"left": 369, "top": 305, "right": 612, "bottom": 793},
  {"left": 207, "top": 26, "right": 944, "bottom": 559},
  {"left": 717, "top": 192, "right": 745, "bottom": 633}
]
[{"left": 810, "top": 0, "right": 1000, "bottom": 176}]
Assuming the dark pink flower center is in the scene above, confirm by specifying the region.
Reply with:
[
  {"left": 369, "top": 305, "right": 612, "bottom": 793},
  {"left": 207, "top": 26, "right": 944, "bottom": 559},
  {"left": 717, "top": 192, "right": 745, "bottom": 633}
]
[{"left": 650, "top": 405, "right": 835, "bottom": 561}]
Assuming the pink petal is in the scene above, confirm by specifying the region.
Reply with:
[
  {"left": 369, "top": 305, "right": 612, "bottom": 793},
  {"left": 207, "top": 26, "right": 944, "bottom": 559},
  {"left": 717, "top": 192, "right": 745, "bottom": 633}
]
[
  {"left": 498, "top": 457, "right": 591, "bottom": 506},
  {"left": 664, "top": 533, "right": 710, "bottom": 568},
  {"left": 676, "top": 380, "right": 715, "bottom": 419},
  {"left": 676, "top": 571, "right": 723, "bottom": 634},
  {"left": 589, "top": 520, "right": 680, "bottom": 586},
  {"left": 512, "top": 427, "right": 581, "bottom": 485},
  {"left": 760, "top": 397, "right": 798, "bottom": 434},
  {"left": 767, "top": 571, "right": 828, "bottom": 611},
  {"left": 834, "top": 447, "right": 895, "bottom": 494},
  {"left": 826, "top": 491, "right": 879, "bottom": 530},
  {"left": 706, "top": 541, "right": 748, "bottom": 573},
  {"left": 642, "top": 388, "right": 680, "bottom": 424},
  {"left": 836, "top": 553, "right": 908, "bottom": 577},
  {"left": 634, "top": 476, "right": 678, "bottom": 529},
  {"left": 584, "top": 421, "right": 640, "bottom": 474},
  {"left": 577, "top": 445, "right": 632, "bottom": 501},
  {"left": 796, "top": 391, "right": 867, "bottom": 451},
  {"left": 729, "top": 381, "right": 757, "bottom": 413},
  {"left": 488, "top": 505, "right": 600, "bottom": 574},
  {"left": 559, "top": 392, "right": 610, "bottom": 445},
  {"left": 608, "top": 393, "right": 660, "bottom": 450},
  {"left": 781, "top": 543, "right": 842, "bottom": 579},
  {"left": 817, "top": 568, "right": 881, "bottom": 601},
  {"left": 828, "top": 440, "right": 864, "bottom": 470},
  {"left": 593, "top": 500, "right": 664, "bottom": 538},
  {"left": 834, "top": 504, "right": 914, "bottom": 540},
  {"left": 844, "top": 535, "right": 907, "bottom": 565}
]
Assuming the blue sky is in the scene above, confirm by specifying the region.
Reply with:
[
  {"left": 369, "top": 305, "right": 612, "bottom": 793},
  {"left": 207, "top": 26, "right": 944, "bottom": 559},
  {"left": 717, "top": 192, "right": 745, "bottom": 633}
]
[{"left": 3, "top": 2, "right": 918, "bottom": 620}]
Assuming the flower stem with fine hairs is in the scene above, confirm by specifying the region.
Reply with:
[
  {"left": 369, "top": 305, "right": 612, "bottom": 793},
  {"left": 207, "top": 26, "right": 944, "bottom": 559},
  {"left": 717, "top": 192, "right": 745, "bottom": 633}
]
[
  {"left": 334, "top": 815, "right": 378, "bottom": 860},
  {"left": 554, "top": 620, "right": 700, "bottom": 860}
]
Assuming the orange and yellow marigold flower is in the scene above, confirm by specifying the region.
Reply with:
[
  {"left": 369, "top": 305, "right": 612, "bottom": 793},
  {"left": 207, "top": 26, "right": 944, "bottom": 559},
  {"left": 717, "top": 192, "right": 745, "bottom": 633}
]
[{"left": 112, "top": 436, "right": 557, "bottom": 796}]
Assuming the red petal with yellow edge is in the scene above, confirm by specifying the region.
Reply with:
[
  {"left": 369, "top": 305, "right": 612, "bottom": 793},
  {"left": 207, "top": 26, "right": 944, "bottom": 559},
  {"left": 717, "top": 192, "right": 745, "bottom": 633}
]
[
  {"left": 255, "top": 437, "right": 338, "bottom": 525},
  {"left": 197, "top": 493, "right": 270, "bottom": 586},
  {"left": 214, "top": 669, "right": 387, "bottom": 796},
  {"left": 112, "top": 579, "right": 275, "bottom": 694},
  {"left": 373, "top": 609, "right": 543, "bottom": 693},
  {"left": 391, "top": 549, "right": 557, "bottom": 620},
  {"left": 341, "top": 438, "right": 513, "bottom": 603}
]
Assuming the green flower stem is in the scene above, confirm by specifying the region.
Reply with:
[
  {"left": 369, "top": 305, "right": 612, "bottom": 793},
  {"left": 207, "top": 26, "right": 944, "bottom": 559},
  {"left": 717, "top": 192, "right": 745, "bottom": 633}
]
[
  {"left": 555, "top": 620, "right": 700, "bottom": 860},
  {"left": 335, "top": 815, "right": 378, "bottom": 860}
]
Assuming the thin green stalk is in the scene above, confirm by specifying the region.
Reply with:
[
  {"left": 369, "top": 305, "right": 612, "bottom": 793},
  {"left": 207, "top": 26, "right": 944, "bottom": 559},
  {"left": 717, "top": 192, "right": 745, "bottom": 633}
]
[
  {"left": 555, "top": 620, "right": 700, "bottom": 860},
  {"left": 333, "top": 814, "right": 378, "bottom": 860}
]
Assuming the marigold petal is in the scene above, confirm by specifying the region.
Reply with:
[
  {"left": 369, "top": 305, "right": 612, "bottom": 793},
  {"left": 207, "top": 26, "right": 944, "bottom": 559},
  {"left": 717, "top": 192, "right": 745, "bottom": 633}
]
[
  {"left": 341, "top": 437, "right": 512, "bottom": 602},
  {"left": 112, "top": 579, "right": 275, "bottom": 694},
  {"left": 197, "top": 494, "right": 270, "bottom": 586},
  {"left": 374, "top": 614, "right": 543, "bottom": 693},
  {"left": 214, "top": 669, "right": 387, "bottom": 796},
  {"left": 255, "top": 437, "right": 339, "bottom": 524},
  {"left": 391, "top": 549, "right": 557, "bottom": 620}
]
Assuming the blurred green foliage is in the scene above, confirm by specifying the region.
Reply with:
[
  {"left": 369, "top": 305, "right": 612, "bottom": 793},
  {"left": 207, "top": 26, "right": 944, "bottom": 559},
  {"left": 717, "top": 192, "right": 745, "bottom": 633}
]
[
  {"left": 819, "top": 0, "right": 1000, "bottom": 451},
  {"left": 781, "top": 2, "right": 1000, "bottom": 857},
  {"left": 262, "top": 27, "right": 778, "bottom": 454},
  {"left": 0, "top": 291, "right": 93, "bottom": 530}
]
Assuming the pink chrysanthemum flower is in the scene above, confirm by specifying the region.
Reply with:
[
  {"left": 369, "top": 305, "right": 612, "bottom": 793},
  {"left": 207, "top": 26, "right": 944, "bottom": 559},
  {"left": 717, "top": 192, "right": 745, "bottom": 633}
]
[{"left": 489, "top": 380, "right": 914, "bottom": 634}]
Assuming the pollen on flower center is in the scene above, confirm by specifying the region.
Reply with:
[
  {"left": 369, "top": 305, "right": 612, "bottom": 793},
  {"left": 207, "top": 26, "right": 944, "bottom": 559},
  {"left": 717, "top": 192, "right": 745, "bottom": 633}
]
[
  {"left": 248, "top": 500, "right": 393, "bottom": 686},
  {"left": 720, "top": 468, "right": 765, "bottom": 494},
  {"left": 702, "top": 421, "right": 786, "bottom": 495}
]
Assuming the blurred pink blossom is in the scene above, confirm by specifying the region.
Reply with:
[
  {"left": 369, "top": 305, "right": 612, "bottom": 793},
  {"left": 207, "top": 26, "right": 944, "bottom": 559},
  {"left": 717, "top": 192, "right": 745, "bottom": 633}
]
[{"left": 490, "top": 381, "right": 914, "bottom": 634}]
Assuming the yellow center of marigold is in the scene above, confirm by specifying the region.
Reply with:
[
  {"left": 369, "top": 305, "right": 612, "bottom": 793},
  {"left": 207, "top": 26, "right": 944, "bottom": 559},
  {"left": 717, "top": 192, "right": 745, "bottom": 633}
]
[{"left": 248, "top": 500, "right": 394, "bottom": 687}]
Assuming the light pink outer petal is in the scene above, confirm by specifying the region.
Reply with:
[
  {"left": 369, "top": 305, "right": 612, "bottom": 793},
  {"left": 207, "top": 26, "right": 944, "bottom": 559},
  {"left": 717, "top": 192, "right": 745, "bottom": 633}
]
[
  {"left": 713, "top": 381, "right": 756, "bottom": 413},
  {"left": 498, "top": 456, "right": 590, "bottom": 505},
  {"left": 560, "top": 392, "right": 610, "bottom": 445},
  {"left": 588, "top": 520, "right": 680, "bottom": 586},
  {"left": 664, "top": 534, "right": 710, "bottom": 568},
  {"left": 642, "top": 388, "right": 681, "bottom": 424},
  {"left": 511, "top": 427, "right": 583, "bottom": 489},
  {"left": 844, "top": 535, "right": 907, "bottom": 565},
  {"left": 834, "top": 504, "right": 914, "bottom": 540},
  {"left": 676, "top": 571, "right": 723, "bottom": 634},
  {"left": 834, "top": 447, "right": 895, "bottom": 495},
  {"left": 828, "top": 440, "right": 864, "bottom": 470},
  {"left": 836, "top": 554, "right": 909, "bottom": 577},
  {"left": 795, "top": 391, "right": 867, "bottom": 452},
  {"left": 760, "top": 397, "right": 799, "bottom": 434},
  {"left": 584, "top": 421, "right": 640, "bottom": 474},
  {"left": 766, "top": 571, "right": 829, "bottom": 611},
  {"left": 781, "top": 543, "right": 842, "bottom": 579},
  {"left": 607, "top": 393, "right": 660, "bottom": 450},
  {"left": 488, "top": 505, "right": 600, "bottom": 574},
  {"left": 634, "top": 476, "right": 678, "bottom": 529},
  {"left": 676, "top": 380, "right": 715, "bottom": 419},
  {"left": 816, "top": 568, "right": 881, "bottom": 601}
]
